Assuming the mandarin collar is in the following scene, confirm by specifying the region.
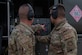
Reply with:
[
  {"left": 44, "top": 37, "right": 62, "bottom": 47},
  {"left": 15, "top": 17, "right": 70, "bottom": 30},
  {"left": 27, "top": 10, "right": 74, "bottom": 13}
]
[
  {"left": 54, "top": 18, "right": 67, "bottom": 30},
  {"left": 20, "top": 22, "right": 34, "bottom": 34}
]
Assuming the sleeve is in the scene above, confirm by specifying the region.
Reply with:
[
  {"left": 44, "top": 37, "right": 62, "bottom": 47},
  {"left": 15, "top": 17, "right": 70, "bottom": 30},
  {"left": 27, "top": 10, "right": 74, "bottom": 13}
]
[
  {"left": 8, "top": 31, "right": 17, "bottom": 55},
  {"left": 36, "top": 34, "right": 51, "bottom": 43},
  {"left": 32, "top": 24, "right": 42, "bottom": 32},
  {"left": 62, "top": 29, "right": 77, "bottom": 54}
]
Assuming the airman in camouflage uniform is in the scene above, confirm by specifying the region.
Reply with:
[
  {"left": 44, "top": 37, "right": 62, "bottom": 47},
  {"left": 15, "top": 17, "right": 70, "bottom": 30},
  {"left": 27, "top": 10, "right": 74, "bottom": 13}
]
[
  {"left": 36, "top": 4, "right": 78, "bottom": 55},
  {"left": 37, "top": 19, "right": 77, "bottom": 55},
  {"left": 8, "top": 22, "right": 42, "bottom": 55},
  {"left": 8, "top": 3, "right": 43, "bottom": 55}
]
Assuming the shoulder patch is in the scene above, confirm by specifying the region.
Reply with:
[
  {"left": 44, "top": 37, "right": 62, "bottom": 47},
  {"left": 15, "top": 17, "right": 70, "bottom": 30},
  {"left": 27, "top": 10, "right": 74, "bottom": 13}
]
[{"left": 63, "top": 29, "right": 74, "bottom": 40}]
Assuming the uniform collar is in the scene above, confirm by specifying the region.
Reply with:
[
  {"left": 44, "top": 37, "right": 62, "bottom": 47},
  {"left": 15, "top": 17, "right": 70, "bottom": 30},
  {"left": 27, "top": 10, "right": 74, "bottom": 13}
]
[
  {"left": 20, "top": 22, "right": 34, "bottom": 34},
  {"left": 55, "top": 18, "right": 67, "bottom": 30}
]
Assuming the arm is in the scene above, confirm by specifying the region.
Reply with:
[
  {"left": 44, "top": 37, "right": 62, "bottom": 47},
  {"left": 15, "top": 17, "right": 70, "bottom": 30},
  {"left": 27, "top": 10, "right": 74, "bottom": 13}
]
[
  {"left": 62, "top": 29, "right": 78, "bottom": 55},
  {"left": 8, "top": 31, "right": 17, "bottom": 55},
  {"left": 36, "top": 34, "right": 51, "bottom": 43},
  {"left": 32, "top": 24, "right": 43, "bottom": 32}
]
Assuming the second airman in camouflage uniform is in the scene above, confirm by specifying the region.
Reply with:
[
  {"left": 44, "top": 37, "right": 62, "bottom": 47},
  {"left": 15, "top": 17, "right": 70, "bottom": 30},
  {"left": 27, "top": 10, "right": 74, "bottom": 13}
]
[{"left": 36, "top": 4, "right": 78, "bottom": 55}]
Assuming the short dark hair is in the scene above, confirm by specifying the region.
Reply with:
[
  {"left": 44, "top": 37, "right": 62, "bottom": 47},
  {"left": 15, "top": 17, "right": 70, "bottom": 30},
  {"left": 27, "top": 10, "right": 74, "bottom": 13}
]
[{"left": 49, "top": 4, "right": 65, "bottom": 17}]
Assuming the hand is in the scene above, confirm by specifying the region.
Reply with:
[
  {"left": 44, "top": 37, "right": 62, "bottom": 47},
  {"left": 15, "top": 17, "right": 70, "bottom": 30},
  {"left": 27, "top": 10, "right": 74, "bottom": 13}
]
[{"left": 40, "top": 24, "right": 46, "bottom": 31}]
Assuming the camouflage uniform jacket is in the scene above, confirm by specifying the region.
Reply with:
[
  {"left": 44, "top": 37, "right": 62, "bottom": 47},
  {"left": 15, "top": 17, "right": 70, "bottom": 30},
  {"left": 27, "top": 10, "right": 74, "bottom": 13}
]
[
  {"left": 37, "top": 19, "right": 78, "bottom": 55},
  {"left": 8, "top": 22, "right": 42, "bottom": 55}
]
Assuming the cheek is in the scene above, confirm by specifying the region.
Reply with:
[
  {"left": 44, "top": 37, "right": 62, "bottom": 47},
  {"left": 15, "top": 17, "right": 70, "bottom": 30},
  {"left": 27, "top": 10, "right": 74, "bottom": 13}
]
[
  {"left": 50, "top": 16, "right": 53, "bottom": 22},
  {"left": 32, "top": 20, "right": 34, "bottom": 23},
  {"left": 32, "top": 18, "right": 34, "bottom": 22},
  {"left": 31, "top": 18, "right": 34, "bottom": 24}
]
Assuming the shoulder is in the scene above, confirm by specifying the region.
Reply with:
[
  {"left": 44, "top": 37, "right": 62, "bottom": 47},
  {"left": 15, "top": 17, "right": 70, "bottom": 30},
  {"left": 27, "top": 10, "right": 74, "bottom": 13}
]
[
  {"left": 60, "top": 23, "right": 77, "bottom": 40},
  {"left": 11, "top": 25, "right": 31, "bottom": 38},
  {"left": 62, "top": 23, "right": 76, "bottom": 32},
  {"left": 10, "top": 25, "right": 21, "bottom": 38}
]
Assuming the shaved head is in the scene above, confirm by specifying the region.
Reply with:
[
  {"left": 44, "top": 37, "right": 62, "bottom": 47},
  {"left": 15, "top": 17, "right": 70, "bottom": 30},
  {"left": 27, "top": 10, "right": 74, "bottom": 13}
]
[{"left": 18, "top": 4, "right": 29, "bottom": 19}]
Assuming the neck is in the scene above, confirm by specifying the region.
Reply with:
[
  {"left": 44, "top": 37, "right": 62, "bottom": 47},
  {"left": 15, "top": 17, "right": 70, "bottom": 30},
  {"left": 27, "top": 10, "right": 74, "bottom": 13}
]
[
  {"left": 54, "top": 17, "right": 65, "bottom": 25},
  {"left": 20, "top": 19, "right": 32, "bottom": 26}
]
